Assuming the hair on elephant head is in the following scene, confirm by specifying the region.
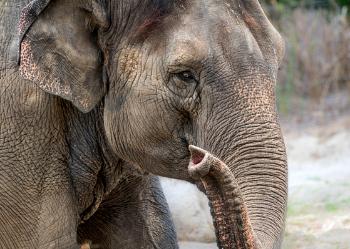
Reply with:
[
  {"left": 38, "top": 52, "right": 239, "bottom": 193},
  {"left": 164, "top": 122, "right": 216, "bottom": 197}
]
[{"left": 17, "top": 0, "right": 287, "bottom": 248}]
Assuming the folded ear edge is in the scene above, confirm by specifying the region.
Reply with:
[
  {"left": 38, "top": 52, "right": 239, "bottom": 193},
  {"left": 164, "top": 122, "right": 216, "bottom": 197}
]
[{"left": 15, "top": 0, "right": 52, "bottom": 65}]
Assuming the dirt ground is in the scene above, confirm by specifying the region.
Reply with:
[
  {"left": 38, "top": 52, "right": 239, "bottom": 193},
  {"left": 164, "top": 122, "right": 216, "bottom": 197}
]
[
  {"left": 281, "top": 116, "right": 350, "bottom": 249},
  {"left": 164, "top": 115, "right": 350, "bottom": 249}
]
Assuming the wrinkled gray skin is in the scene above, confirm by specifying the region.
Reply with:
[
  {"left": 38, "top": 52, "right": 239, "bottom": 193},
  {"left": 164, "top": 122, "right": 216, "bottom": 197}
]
[{"left": 0, "top": 0, "right": 287, "bottom": 248}]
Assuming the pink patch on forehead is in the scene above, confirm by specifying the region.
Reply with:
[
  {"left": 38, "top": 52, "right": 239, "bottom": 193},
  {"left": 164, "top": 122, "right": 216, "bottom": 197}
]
[{"left": 136, "top": 9, "right": 163, "bottom": 38}]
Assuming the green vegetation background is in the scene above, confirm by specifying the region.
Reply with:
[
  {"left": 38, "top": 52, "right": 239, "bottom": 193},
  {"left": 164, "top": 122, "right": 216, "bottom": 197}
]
[
  {"left": 260, "top": 0, "right": 350, "bottom": 120},
  {"left": 263, "top": 0, "right": 349, "bottom": 9}
]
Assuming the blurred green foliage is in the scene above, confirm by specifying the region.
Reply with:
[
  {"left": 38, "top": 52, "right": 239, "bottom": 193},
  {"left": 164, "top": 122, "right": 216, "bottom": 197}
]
[
  {"left": 263, "top": 0, "right": 349, "bottom": 9},
  {"left": 267, "top": 5, "right": 350, "bottom": 118}
]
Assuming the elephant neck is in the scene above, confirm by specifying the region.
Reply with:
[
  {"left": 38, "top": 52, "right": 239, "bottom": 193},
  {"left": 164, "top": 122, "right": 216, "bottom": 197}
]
[{"left": 63, "top": 104, "right": 124, "bottom": 216}]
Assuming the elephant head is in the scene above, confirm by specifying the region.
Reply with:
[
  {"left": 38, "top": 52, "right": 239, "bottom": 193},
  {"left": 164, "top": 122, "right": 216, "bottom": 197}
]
[{"left": 17, "top": 0, "right": 287, "bottom": 248}]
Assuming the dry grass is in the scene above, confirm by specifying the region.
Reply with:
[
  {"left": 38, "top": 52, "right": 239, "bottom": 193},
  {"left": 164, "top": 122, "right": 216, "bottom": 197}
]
[{"left": 271, "top": 8, "right": 350, "bottom": 120}]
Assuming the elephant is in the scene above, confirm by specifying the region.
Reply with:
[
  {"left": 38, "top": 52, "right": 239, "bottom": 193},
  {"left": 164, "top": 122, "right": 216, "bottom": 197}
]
[{"left": 0, "top": 0, "right": 288, "bottom": 248}]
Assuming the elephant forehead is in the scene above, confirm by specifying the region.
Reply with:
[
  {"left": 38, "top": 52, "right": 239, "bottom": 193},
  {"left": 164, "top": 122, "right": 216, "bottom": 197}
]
[{"left": 166, "top": 37, "right": 209, "bottom": 66}]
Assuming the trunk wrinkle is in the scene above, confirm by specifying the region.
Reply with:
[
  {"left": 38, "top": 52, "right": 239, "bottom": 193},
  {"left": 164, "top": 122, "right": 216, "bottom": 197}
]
[
  {"left": 188, "top": 145, "right": 263, "bottom": 249},
  {"left": 202, "top": 175, "right": 235, "bottom": 249}
]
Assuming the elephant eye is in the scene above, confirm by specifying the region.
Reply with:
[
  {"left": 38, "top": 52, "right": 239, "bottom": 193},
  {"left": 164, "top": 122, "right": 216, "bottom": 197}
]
[
  {"left": 176, "top": 71, "right": 196, "bottom": 83},
  {"left": 175, "top": 71, "right": 197, "bottom": 83},
  {"left": 168, "top": 70, "right": 198, "bottom": 97}
]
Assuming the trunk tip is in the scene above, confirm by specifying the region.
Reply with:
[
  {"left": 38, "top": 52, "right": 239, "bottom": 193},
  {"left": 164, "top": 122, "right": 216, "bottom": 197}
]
[
  {"left": 188, "top": 145, "right": 210, "bottom": 180},
  {"left": 189, "top": 145, "right": 206, "bottom": 164}
]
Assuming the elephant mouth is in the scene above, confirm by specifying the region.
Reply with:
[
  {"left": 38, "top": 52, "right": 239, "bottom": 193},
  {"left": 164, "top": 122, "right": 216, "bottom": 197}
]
[{"left": 188, "top": 145, "right": 257, "bottom": 249}]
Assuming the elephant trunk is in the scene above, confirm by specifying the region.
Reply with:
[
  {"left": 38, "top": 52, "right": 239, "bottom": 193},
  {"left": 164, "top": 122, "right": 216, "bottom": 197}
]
[{"left": 188, "top": 145, "right": 262, "bottom": 249}]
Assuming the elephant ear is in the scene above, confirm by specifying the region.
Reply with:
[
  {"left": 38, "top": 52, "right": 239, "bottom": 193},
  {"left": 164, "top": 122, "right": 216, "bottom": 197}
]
[
  {"left": 240, "top": 0, "right": 285, "bottom": 70},
  {"left": 18, "top": 0, "right": 108, "bottom": 112}
]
